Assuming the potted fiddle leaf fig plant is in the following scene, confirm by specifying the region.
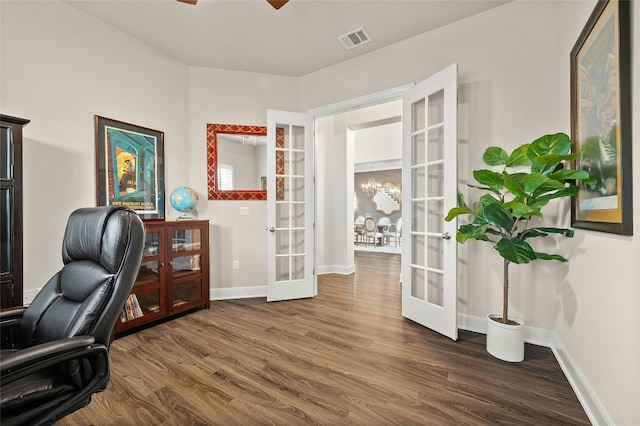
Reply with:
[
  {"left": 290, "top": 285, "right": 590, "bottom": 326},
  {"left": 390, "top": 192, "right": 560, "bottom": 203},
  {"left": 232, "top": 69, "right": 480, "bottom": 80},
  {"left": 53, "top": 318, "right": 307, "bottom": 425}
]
[{"left": 445, "top": 133, "right": 593, "bottom": 362}]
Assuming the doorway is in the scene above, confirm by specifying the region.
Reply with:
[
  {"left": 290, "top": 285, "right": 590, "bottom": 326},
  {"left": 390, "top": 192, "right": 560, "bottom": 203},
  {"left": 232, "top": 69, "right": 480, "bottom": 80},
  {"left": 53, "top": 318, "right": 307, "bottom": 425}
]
[
  {"left": 311, "top": 64, "right": 459, "bottom": 340},
  {"left": 311, "top": 90, "right": 407, "bottom": 276}
]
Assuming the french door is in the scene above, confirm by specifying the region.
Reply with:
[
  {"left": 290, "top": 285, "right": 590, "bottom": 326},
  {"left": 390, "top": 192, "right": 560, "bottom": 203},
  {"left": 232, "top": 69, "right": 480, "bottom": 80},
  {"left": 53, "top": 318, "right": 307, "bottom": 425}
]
[
  {"left": 266, "top": 110, "right": 316, "bottom": 301},
  {"left": 401, "top": 64, "right": 459, "bottom": 340}
]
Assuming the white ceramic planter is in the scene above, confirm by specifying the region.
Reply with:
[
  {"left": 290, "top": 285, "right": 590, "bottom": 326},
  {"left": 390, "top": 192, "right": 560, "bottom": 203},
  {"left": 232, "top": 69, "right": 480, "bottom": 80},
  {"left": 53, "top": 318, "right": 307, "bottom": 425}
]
[{"left": 486, "top": 314, "right": 525, "bottom": 362}]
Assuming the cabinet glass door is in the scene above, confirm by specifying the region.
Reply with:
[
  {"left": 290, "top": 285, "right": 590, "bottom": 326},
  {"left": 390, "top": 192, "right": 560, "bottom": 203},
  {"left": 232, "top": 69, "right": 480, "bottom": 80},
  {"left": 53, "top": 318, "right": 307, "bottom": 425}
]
[
  {"left": 1, "top": 122, "right": 17, "bottom": 308},
  {"left": 170, "top": 227, "right": 204, "bottom": 310},
  {"left": 120, "top": 228, "right": 163, "bottom": 324}
]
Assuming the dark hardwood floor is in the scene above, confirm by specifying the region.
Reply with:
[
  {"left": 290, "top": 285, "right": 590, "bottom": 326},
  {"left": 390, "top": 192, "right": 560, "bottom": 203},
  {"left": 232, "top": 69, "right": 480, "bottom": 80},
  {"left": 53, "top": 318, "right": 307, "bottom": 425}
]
[{"left": 58, "top": 252, "right": 589, "bottom": 425}]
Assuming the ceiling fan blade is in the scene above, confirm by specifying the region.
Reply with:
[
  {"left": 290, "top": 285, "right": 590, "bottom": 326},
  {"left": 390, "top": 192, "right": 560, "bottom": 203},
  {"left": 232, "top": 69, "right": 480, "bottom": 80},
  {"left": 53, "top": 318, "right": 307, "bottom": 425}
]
[
  {"left": 177, "top": 0, "right": 197, "bottom": 5},
  {"left": 267, "top": 0, "right": 289, "bottom": 10}
]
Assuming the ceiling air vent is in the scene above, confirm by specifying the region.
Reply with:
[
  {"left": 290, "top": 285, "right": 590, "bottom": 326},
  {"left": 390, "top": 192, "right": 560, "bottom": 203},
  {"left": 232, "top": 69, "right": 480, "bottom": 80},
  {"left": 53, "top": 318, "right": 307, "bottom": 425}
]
[{"left": 338, "top": 27, "right": 371, "bottom": 50}]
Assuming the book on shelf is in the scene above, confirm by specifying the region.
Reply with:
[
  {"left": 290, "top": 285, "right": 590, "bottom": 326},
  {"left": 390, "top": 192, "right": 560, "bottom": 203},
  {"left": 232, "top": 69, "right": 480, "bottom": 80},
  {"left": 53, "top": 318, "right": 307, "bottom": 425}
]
[{"left": 121, "top": 294, "right": 145, "bottom": 321}]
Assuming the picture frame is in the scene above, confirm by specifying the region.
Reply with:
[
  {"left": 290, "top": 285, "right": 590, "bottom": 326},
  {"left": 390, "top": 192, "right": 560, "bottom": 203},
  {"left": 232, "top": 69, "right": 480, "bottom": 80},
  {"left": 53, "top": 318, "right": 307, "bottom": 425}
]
[
  {"left": 570, "top": 0, "right": 632, "bottom": 235},
  {"left": 95, "top": 115, "right": 165, "bottom": 220}
]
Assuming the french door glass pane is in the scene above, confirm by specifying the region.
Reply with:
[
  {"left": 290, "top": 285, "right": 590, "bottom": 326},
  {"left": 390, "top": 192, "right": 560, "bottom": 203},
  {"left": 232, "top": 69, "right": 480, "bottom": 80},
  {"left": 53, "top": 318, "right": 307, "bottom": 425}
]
[
  {"left": 412, "top": 99, "right": 426, "bottom": 131},
  {"left": 292, "top": 255, "right": 305, "bottom": 280},
  {"left": 427, "top": 163, "right": 444, "bottom": 197},
  {"left": 411, "top": 133, "right": 425, "bottom": 167},
  {"left": 428, "top": 89, "right": 445, "bottom": 126},
  {"left": 275, "top": 230, "right": 289, "bottom": 255},
  {"left": 276, "top": 257, "right": 289, "bottom": 281},
  {"left": 411, "top": 166, "right": 426, "bottom": 197},
  {"left": 290, "top": 125, "right": 305, "bottom": 150},
  {"left": 290, "top": 177, "right": 305, "bottom": 201},
  {"left": 428, "top": 125, "right": 444, "bottom": 160},
  {"left": 428, "top": 199, "right": 444, "bottom": 233},
  {"left": 427, "top": 237, "right": 443, "bottom": 270},
  {"left": 411, "top": 200, "right": 426, "bottom": 233},
  {"left": 426, "top": 271, "right": 444, "bottom": 306},
  {"left": 411, "top": 234, "right": 425, "bottom": 267},
  {"left": 411, "top": 268, "right": 425, "bottom": 299}
]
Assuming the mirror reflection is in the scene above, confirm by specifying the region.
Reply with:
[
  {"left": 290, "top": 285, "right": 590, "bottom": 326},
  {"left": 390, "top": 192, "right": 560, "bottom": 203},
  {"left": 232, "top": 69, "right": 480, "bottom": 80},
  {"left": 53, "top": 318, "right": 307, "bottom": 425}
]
[
  {"left": 217, "top": 134, "right": 267, "bottom": 191},
  {"left": 372, "top": 182, "right": 402, "bottom": 215}
]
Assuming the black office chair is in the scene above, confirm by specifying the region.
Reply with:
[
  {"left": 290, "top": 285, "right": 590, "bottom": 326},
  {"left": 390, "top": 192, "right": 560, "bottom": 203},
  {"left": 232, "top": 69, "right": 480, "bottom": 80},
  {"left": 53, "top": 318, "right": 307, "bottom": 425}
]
[{"left": 0, "top": 206, "right": 144, "bottom": 426}]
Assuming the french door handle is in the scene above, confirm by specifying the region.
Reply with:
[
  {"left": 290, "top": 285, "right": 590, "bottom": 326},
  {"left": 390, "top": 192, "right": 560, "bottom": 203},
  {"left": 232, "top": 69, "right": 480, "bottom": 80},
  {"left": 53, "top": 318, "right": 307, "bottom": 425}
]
[
  {"left": 268, "top": 227, "right": 276, "bottom": 233},
  {"left": 441, "top": 232, "right": 452, "bottom": 240}
]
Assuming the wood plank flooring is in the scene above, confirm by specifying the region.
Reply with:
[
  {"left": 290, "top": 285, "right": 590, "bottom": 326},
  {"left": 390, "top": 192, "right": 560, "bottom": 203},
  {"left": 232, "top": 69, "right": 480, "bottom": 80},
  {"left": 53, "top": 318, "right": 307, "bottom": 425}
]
[{"left": 58, "top": 252, "right": 589, "bottom": 425}]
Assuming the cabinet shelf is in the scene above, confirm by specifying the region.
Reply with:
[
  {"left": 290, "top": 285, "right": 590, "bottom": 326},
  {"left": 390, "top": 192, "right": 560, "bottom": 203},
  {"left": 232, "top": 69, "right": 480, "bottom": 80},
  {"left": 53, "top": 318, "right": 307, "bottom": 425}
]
[{"left": 114, "top": 220, "right": 209, "bottom": 334}]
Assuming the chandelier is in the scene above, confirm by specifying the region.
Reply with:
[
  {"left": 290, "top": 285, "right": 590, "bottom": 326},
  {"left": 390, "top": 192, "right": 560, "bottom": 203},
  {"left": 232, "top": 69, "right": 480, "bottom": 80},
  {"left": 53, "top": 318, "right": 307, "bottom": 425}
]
[{"left": 361, "top": 177, "right": 381, "bottom": 197}]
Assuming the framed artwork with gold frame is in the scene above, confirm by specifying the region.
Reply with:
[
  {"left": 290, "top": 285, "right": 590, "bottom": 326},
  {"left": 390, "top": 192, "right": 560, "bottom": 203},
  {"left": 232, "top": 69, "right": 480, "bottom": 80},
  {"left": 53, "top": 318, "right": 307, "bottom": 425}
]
[{"left": 570, "top": 0, "right": 632, "bottom": 235}]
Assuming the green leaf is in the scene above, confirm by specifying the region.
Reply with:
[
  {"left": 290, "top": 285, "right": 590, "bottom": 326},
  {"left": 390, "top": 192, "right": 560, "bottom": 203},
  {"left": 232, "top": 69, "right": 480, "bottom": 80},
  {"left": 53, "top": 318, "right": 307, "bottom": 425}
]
[
  {"left": 531, "top": 227, "right": 575, "bottom": 238},
  {"left": 529, "top": 187, "right": 578, "bottom": 209},
  {"left": 502, "top": 172, "right": 527, "bottom": 198},
  {"left": 483, "top": 203, "right": 515, "bottom": 232},
  {"left": 507, "top": 172, "right": 527, "bottom": 188},
  {"left": 527, "top": 133, "right": 572, "bottom": 175},
  {"left": 495, "top": 238, "right": 536, "bottom": 264},
  {"left": 532, "top": 153, "right": 576, "bottom": 175},
  {"left": 518, "top": 229, "right": 549, "bottom": 240},
  {"left": 549, "top": 169, "right": 590, "bottom": 182},
  {"left": 531, "top": 180, "right": 566, "bottom": 198},
  {"left": 533, "top": 252, "right": 568, "bottom": 262},
  {"left": 456, "top": 223, "right": 492, "bottom": 243},
  {"left": 528, "top": 133, "right": 571, "bottom": 158},
  {"left": 473, "top": 169, "right": 503, "bottom": 193},
  {"left": 456, "top": 191, "right": 468, "bottom": 209},
  {"left": 479, "top": 194, "right": 501, "bottom": 208},
  {"left": 503, "top": 201, "right": 541, "bottom": 219},
  {"left": 483, "top": 147, "right": 508, "bottom": 166},
  {"left": 522, "top": 173, "right": 549, "bottom": 193},
  {"left": 506, "top": 144, "right": 531, "bottom": 167},
  {"left": 445, "top": 206, "right": 471, "bottom": 221},
  {"left": 519, "top": 227, "right": 574, "bottom": 241}
]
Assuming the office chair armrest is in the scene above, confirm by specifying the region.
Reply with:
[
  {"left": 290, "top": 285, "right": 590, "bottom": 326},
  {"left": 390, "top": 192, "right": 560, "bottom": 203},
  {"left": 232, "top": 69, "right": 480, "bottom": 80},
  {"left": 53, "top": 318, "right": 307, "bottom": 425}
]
[
  {"left": 0, "top": 307, "right": 27, "bottom": 330},
  {"left": 1, "top": 336, "right": 110, "bottom": 426},
  {"left": 1, "top": 335, "right": 98, "bottom": 376}
]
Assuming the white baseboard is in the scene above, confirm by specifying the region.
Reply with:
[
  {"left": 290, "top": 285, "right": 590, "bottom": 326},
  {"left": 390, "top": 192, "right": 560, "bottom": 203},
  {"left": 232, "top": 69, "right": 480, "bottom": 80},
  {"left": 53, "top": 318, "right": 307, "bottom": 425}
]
[
  {"left": 317, "top": 264, "right": 355, "bottom": 275},
  {"left": 550, "top": 334, "right": 613, "bottom": 426},
  {"left": 458, "top": 313, "right": 611, "bottom": 425},
  {"left": 211, "top": 285, "right": 267, "bottom": 300}
]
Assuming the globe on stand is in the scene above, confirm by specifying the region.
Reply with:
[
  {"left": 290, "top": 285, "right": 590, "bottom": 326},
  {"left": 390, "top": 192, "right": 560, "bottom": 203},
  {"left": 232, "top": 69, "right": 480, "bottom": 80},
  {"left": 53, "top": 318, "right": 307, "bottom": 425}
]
[{"left": 169, "top": 186, "right": 199, "bottom": 220}]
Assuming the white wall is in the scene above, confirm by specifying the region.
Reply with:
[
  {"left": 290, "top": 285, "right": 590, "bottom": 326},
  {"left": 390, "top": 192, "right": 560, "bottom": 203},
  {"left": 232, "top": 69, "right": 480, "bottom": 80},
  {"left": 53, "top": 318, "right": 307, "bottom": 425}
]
[
  {"left": 303, "top": 1, "right": 639, "bottom": 424},
  {"left": 187, "top": 66, "right": 298, "bottom": 296},
  {"left": 0, "top": 1, "right": 190, "bottom": 289},
  {"left": 354, "top": 122, "right": 402, "bottom": 164}
]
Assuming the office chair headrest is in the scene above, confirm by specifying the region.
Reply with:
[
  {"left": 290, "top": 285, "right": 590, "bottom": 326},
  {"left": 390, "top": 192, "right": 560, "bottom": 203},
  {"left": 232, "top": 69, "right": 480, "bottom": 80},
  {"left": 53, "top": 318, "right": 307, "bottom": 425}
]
[{"left": 62, "top": 206, "right": 138, "bottom": 273}]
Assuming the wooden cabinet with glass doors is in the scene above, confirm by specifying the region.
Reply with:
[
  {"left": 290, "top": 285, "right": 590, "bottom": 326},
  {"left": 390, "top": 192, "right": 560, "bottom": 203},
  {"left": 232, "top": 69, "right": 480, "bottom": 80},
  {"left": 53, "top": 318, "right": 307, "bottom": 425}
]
[{"left": 114, "top": 220, "right": 209, "bottom": 334}]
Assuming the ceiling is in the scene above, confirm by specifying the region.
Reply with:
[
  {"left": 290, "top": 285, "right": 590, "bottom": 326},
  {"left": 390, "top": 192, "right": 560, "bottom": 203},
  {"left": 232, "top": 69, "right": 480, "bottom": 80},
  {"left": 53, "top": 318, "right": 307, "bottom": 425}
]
[{"left": 63, "top": 0, "right": 510, "bottom": 77}]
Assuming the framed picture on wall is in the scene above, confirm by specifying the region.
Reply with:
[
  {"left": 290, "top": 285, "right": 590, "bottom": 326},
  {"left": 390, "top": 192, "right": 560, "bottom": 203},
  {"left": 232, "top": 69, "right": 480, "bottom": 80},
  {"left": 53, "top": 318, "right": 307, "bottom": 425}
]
[
  {"left": 570, "top": 0, "right": 632, "bottom": 235},
  {"left": 95, "top": 115, "right": 165, "bottom": 220}
]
